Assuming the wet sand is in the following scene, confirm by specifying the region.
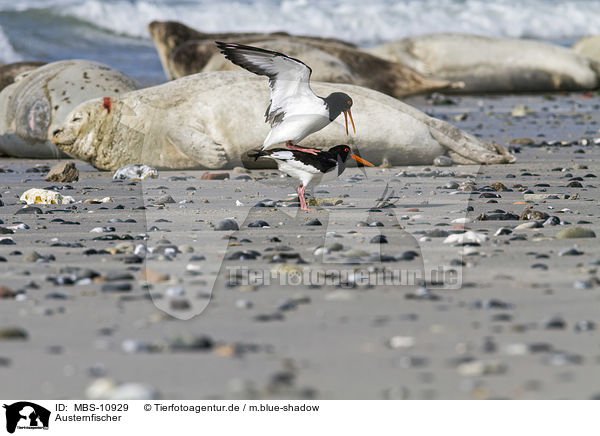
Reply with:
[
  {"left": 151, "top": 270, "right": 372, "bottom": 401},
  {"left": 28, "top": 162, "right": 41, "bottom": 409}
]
[{"left": 1, "top": 92, "right": 599, "bottom": 399}]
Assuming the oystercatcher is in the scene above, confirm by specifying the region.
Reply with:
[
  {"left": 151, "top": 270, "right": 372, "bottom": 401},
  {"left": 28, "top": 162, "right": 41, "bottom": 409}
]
[
  {"left": 249, "top": 145, "right": 374, "bottom": 211},
  {"left": 216, "top": 41, "right": 355, "bottom": 155}
]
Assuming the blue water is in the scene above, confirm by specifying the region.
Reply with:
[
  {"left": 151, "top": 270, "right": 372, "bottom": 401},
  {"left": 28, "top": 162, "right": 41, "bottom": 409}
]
[{"left": 0, "top": 0, "right": 599, "bottom": 86}]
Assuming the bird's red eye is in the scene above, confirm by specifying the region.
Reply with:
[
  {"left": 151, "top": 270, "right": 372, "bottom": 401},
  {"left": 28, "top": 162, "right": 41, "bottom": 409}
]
[
  {"left": 347, "top": 101, "right": 351, "bottom": 105},
  {"left": 345, "top": 147, "right": 349, "bottom": 152}
]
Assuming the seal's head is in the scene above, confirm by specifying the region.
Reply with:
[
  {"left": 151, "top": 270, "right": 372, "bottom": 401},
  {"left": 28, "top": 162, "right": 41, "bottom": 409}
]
[{"left": 51, "top": 98, "right": 108, "bottom": 161}]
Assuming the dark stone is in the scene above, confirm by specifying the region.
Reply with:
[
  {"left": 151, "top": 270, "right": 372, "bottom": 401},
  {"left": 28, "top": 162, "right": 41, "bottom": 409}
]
[
  {"left": 215, "top": 219, "right": 239, "bottom": 231},
  {"left": 248, "top": 220, "right": 270, "bottom": 228},
  {"left": 370, "top": 235, "right": 388, "bottom": 244},
  {"left": 15, "top": 207, "right": 43, "bottom": 215},
  {"left": 45, "top": 161, "right": 79, "bottom": 182},
  {"left": 101, "top": 283, "right": 132, "bottom": 292},
  {"left": 227, "top": 250, "right": 261, "bottom": 261},
  {"left": 304, "top": 218, "right": 322, "bottom": 226}
]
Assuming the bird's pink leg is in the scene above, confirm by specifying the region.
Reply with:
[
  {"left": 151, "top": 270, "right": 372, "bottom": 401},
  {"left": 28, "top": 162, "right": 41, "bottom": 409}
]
[
  {"left": 286, "top": 140, "right": 320, "bottom": 155},
  {"left": 298, "top": 185, "right": 307, "bottom": 210},
  {"left": 298, "top": 185, "right": 315, "bottom": 212}
]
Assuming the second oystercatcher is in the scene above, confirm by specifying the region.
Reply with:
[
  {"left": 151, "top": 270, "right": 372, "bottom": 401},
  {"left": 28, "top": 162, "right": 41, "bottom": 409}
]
[
  {"left": 216, "top": 41, "right": 356, "bottom": 155},
  {"left": 249, "top": 145, "right": 374, "bottom": 211}
]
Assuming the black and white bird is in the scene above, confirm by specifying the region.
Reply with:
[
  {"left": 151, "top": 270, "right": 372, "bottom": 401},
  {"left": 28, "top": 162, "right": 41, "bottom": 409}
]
[
  {"left": 216, "top": 41, "right": 355, "bottom": 155},
  {"left": 249, "top": 145, "right": 373, "bottom": 211}
]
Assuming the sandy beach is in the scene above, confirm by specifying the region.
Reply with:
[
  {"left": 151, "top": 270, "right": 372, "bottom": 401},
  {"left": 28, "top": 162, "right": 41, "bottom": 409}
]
[{"left": 1, "top": 91, "right": 598, "bottom": 399}]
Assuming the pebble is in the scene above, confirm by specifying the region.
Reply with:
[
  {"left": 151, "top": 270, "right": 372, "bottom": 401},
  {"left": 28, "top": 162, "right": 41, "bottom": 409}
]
[
  {"left": 405, "top": 287, "right": 440, "bottom": 301},
  {"left": 101, "top": 283, "right": 132, "bottom": 292},
  {"left": 201, "top": 172, "right": 229, "bottom": 180},
  {"left": 0, "top": 286, "right": 16, "bottom": 299},
  {"left": 169, "top": 335, "right": 214, "bottom": 351},
  {"left": 45, "top": 161, "right": 79, "bottom": 182},
  {"left": 573, "top": 280, "right": 594, "bottom": 289},
  {"left": 227, "top": 250, "right": 261, "bottom": 260},
  {"left": 543, "top": 216, "right": 560, "bottom": 226},
  {"left": 543, "top": 316, "right": 566, "bottom": 330},
  {"left": 443, "top": 231, "right": 488, "bottom": 245},
  {"left": 457, "top": 359, "right": 507, "bottom": 376},
  {"left": 494, "top": 227, "right": 512, "bottom": 236},
  {"left": 444, "top": 182, "right": 459, "bottom": 189},
  {"left": 558, "top": 248, "right": 584, "bottom": 256},
  {"left": 574, "top": 320, "right": 596, "bottom": 332},
  {"left": 0, "top": 327, "right": 28, "bottom": 340},
  {"left": 396, "top": 250, "right": 420, "bottom": 261},
  {"left": 20, "top": 188, "right": 75, "bottom": 205},
  {"left": 22, "top": 251, "right": 52, "bottom": 263},
  {"left": 555, "top": 227, "right": 596, "bottom": 239},
  {"left": 388, "top": 336, "right": 415, "bottom": 349},
  {"left": 472, "top": 299, "right": 513, "bottom": 310},
  {"left": 156, "top": 194, "right": 176, "bottom": 204},
  {"left": 169, "top": 299, "right": 191, "bottom": 310},
  {"left": 304, "top": 218, "right": 322, "bottom": 226},
  {"left": 141, "top": 269, "right": 170, "bottom": 283},
  {"left": 433, "top": 155, "right": 453, "bottom": 167},
  {"left": 370, "top": 235, "right": 388, "bottom": 244},
  {"left": 235, "top": 299, "right": 253, "bottom": 309},
  {"left": 112, "top": 164, "right": 158, "bottom": 180},
  {"left": 425, "top": 229, "right": 449, "bottom": 238},
  {"left": 477, "top": 212, "right": 520, "bottom": 221},
  {"left": 520, "top": 209, "right": 549, "bottom": 221},
  {"left": 514, "top": 221, "right": 539, "bottom": 230},
  {"left": 545, "top": 352, "right": 583, "bottom": 366},
  {"left": 248, "top": 220, "right": 270, "bottom": 228},
  {"left": 15, "top": 206, "right": 43, "bottom": 215},
  {"left": 215, "top": 218, "right": 239, "bottom": 231}
]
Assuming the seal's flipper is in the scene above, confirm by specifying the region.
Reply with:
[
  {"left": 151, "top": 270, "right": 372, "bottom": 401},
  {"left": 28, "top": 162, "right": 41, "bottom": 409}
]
[{"left": 165, "top": 125, "right": 229, "bottom": 169}]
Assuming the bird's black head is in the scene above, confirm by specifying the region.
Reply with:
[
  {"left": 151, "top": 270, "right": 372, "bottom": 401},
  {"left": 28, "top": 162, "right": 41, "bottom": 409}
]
[
  {"left": 329, "top": 144, "right": 352, "bottom": 177},
  {"left": 328, "top": 144, "right": 374, "bottom": 176},
  {"left": 328, "top": 144, "right": 352, "bottom": 162},
  {"left": 323, "top": 92, "right": 353, "bottom": 120}
]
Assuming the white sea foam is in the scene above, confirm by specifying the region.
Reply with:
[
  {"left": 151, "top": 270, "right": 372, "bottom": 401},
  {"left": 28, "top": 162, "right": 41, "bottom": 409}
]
[
  {"left": 0, "top": 0, "right": 599, "bottom": 46},
  {"left": 0, "top": 25, "right": 23, "bottom": 63},
  {"left": 55, "top": 0, "right": 600, "bottom": 45}
]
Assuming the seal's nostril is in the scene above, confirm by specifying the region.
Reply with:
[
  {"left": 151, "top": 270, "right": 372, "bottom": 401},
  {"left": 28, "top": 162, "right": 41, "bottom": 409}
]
[{"left": 52, "top": 129, "right": 61, "bottom": 136}]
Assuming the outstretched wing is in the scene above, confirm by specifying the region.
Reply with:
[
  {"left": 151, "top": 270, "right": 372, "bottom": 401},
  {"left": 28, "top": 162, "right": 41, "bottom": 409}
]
[{"left": 216, "top": 41, "right": 315, "bottom": 126}]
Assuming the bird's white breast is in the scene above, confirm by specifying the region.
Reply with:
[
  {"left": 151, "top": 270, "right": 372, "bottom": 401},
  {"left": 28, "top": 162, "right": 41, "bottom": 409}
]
[{"left": 276, "top": 159, "right": 321, "bottom": 187}]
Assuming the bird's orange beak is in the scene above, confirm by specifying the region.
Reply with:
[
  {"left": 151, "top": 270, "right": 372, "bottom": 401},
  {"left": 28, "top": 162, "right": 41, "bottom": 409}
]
[
  {"left": 344, "top": 109, "right": 356, "bottom": 135},
  {"left": 351, "top": 152, "right": 374, "bottom": 167}
]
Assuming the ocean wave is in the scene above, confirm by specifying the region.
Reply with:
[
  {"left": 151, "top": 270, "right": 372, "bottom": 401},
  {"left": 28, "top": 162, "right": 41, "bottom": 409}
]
[
  {"left": 0, "top": 25, "right": 23, "bottom": 63},
  {"left": 2, "top": 0, "right": 600, "bottom": 45}
]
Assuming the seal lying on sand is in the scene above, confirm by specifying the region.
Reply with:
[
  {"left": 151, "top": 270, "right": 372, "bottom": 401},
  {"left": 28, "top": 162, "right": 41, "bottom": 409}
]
[
  {"left": 573, "top": 35, "right": 600, "bottom": 63},
  {"left": 148, "top": 20, "right": 355, "bottom": 80},
  {"left": 0, "top": 60, "right": 138, "bottom": 158},
  {"left": 52, "top": 71, "right": 513, "bottom": 170},
  {"left": 0, "top": 61, "right": 45, "bottom": 92},
  {"left": 369, "top": 33, "right": 600, "bottom": 93},
  {"left": 147, "top": 21, "right": 453, "bottom": 97}
]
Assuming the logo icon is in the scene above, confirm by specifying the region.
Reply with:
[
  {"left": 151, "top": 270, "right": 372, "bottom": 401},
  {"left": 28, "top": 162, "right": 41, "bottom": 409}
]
[{"left": 3, "top": 402, "right": 50, "bottom": 434}]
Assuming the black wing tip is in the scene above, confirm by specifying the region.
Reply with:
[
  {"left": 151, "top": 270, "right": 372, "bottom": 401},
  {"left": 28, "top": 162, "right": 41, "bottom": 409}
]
[
  {"left": 247, "top": 149, "right": 266, "bottom": 161},
  {"left": 215, "top": 41, "right": 309, "bottom": 67}
]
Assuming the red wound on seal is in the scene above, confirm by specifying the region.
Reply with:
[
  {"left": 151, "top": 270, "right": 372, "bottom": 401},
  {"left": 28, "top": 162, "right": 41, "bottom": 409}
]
[{"left": 103, "top": 97, "right": 112, "bottom": 113}]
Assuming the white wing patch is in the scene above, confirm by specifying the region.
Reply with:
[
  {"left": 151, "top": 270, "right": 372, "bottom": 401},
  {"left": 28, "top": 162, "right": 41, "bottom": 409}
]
[{"left": 268, "top": 150, "right": 295, "bottom": 160}]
